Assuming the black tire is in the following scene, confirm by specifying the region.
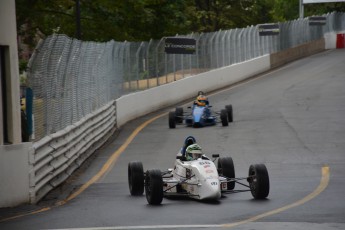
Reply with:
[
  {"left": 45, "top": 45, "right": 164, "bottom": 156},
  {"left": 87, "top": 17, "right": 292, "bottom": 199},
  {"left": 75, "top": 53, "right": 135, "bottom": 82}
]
[
  {"left": 169, "top": 111, "right": 176, "bottom": 128},
  {"left": 175, "top": 107, "right": 183, "bottom": 123},
  {"left": 218, "top": 157, "right": 235, "bottom": 190},
  {"left": 145, "top": 169, "right": 163, "bottom": 205},
  {"left": 248, "top": 164, "right": 270, "bottom": 199},
  {"left": 128, "top": 161, "right": 144, "bottom": 195},
  {"left": 220, "top": 109, "right": 228, "bottom": 126},
  {"left": 225, "top": 105, "right": 233, "bottom": 123}
]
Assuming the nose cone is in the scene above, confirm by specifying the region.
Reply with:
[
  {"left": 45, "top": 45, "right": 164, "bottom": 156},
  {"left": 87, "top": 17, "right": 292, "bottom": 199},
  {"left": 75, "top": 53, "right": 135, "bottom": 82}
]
[{"left": 198, "top": 179, "right": 221, "bottom": 200}]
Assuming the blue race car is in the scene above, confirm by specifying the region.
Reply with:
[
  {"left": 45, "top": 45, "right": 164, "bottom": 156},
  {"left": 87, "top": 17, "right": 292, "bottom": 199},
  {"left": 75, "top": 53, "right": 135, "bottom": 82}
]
[{"left": 168, "top": 101, "right": 233, "bottom": 128}]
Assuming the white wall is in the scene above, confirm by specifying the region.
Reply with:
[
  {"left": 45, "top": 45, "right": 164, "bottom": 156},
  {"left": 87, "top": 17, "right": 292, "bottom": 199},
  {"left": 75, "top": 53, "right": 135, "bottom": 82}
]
[
  {"left": 0, "top": 0, "right": 31, "bottom": 208},
  {"left": 325, "top": 32, "right": 337, "bottom": 49},
  {"left": 116, "top": 55, "right": 270, "bottom": 127},
  {"left": 0, "top": 0, "right": 21, "bottom": 144},
  {"left": 324, "top": 30, "right": 345, "bottom": 49},
  {"left": 0, "top": 143, "right": 31, "bottom": 207}
]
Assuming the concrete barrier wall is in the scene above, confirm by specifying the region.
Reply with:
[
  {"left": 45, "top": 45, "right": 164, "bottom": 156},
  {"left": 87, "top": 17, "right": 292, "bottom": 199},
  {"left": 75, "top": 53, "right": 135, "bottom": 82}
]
[
  {"left": 116, "top": 55, "right": 270, "bottom": 127},
  {"left": 0, "top": 143, "right": 32, "bottom": 207},
  {"left": 270, "top": 38, "right": 325, "bottom": 69},
  {"left": 325, "top": 32, "right": 337, "bottom": 49}
]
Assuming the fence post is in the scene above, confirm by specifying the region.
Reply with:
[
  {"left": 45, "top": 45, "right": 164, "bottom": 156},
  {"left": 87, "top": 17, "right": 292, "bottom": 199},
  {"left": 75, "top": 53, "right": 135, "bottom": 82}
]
[{"left": 155, "top": 38, "right": 164, "bottom": 86}]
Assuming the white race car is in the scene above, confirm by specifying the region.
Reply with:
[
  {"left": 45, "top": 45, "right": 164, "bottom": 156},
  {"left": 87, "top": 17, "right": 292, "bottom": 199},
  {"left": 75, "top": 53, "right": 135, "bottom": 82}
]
[{"left": 128, "top": 154, "right": 269, "bottom": 205}]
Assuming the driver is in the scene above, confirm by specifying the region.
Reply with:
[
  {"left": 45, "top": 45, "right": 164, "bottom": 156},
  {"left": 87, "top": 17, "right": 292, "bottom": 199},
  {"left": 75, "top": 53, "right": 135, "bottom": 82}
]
[
  {"left": 194, "top": 94, "right": 209, "bottom": 107},
  {"left": 177, "top": 136, "right": 196, "bottom": 158},
  {"left": 185, "top": 144, "right": 203, "bottom": 161}
]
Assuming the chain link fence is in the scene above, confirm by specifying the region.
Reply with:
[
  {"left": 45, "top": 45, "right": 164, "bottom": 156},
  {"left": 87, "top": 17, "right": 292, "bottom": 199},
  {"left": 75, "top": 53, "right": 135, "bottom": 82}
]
[{"left": 27, "top": 12, "right": 345, "bottom": 141}]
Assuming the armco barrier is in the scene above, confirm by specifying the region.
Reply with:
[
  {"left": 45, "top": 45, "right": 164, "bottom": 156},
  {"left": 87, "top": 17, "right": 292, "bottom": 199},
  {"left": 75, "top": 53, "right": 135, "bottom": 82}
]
[{"left": 28, "top": 101, "right": 117, "bottom": 203}]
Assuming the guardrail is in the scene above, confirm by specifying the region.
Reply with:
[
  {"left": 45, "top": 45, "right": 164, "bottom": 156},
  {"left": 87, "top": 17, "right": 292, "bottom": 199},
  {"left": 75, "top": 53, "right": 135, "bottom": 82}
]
[{"left": 28, "top": 101, "right": 116, "bottom": 203}]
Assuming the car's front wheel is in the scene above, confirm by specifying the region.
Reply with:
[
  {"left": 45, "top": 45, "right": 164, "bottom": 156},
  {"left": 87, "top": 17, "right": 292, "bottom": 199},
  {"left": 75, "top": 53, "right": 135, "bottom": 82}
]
[
  {"left": 218, "top": 157, "right": 235, "bottom": 190},
  {"left": 220, "top": 109, "right": 228, "bottom": 126},
  {"left": 169, "top": 111, "right": 176, "bottom": 128},
  {"left": 128, "top": 161, "right": 144, "bottom": 195},
  {"left": 225, "top": 104, "right": 233, "bottom": 122},
  {"left": 175, "top": 107, "right": 183, "bottom": 123},
  {"left": 248, "top": 164, "right": 270, "bottom": 199},
  {"left": 145, "top": 169, "right": 163, "bottom": 205}
]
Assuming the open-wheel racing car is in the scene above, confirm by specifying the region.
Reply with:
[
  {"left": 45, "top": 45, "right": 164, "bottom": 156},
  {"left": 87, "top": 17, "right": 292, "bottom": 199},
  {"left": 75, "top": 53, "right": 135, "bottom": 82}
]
[
  {"left": 128, "top": 150, "right": 269, "bottom": 205},
  {"left": 168, "top": 91, "right": 233, "bottom": 128}
]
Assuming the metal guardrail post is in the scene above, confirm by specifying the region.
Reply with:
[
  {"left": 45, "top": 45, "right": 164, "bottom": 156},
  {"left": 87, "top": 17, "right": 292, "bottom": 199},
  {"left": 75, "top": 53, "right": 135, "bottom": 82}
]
[
  {"left": 209, "top": 32, "right": 216, "bottom": 69},
  {"left": 221, "top": 31, "right": 228, "bottom": 67},
  {"left": 136, "top": 42, "right": 144, "bottom": 90},
  {"left": 146, "top": 39, "right": 152, "bottom": 88}
]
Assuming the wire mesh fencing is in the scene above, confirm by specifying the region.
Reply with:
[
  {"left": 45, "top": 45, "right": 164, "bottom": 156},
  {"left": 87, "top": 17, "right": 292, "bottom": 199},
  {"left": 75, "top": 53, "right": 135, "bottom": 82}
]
[{"left": 27, "top": 12, "right": 345, "bottom": 141}]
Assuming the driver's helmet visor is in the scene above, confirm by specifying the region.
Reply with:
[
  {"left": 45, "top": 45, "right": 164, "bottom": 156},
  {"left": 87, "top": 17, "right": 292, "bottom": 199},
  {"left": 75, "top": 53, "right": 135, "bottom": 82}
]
[
  {"left": 192, "top": 153, "right": 202, "bottom": 159},
  {"left": 187, "top": 150, "right": 202, "bottom": 160}
]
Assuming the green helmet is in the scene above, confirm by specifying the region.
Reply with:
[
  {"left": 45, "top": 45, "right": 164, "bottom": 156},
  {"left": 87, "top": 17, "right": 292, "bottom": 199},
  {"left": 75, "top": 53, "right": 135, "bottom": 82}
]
[{"left": 185, "top": 144, "right": 203, "bottom": 161}]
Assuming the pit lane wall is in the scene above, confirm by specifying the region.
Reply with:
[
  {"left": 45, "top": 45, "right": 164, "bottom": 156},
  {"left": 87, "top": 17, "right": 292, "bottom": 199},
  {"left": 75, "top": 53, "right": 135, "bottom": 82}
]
[{"left": 0, "top": 36, "right": 334, "bottom": 208}]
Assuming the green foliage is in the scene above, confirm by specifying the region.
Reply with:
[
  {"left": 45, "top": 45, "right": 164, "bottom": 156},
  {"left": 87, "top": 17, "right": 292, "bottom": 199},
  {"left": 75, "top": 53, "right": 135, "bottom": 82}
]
[
  {"left": 15, "top": 0, "right": 344, "bottom": 47},
  {"left": 19, "top": 59, "right": 28, "bottom": 73}
]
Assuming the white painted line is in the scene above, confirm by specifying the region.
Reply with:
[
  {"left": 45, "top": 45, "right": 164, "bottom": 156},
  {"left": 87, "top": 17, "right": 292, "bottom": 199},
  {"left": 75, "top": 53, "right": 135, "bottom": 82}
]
[{"left": 46, "top": 224, "right": 221, "bottom": 230}]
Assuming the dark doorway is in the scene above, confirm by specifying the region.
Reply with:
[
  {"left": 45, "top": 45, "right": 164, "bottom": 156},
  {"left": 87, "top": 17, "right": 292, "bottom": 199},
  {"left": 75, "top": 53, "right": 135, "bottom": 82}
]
[{"left": 0, "top": 46, "right": 9, "bottom": 144}]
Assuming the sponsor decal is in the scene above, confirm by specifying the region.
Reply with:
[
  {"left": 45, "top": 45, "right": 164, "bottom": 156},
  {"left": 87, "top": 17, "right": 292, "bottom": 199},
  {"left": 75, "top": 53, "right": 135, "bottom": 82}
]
[
  {"left": 165, "top": 37, "right": 196, "bottom": 54},
  {"left": 258, "top": 23, "right": 280, "bottom": 36},
  {"left": 186, "top": 168, "right": 192, "bottom": 178},
  {"left": 309, "top": 16, "right": 326, "bottom": 25}
]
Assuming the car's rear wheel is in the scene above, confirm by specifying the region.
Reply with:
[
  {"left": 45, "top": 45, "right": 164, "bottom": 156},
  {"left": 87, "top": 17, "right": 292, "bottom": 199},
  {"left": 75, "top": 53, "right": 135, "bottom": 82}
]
[
  {"left": 145, "top": 169, "right": 163, "bottom": 205},
  {"left": 248, "top": 164, "right": 270, "bottom": 199},
  {"left": 169, "top": 111, "right": 176, "bottom": 128},
  {"left": 225, "top": 105, "right": 233, "bottom": 122},
  {"left": 220, "top": 109, "right": 228, "bottom": 126},
  {"left": 175, "top": 107, "right": 183, "bottom": 123},
  {"left": 218, "top": 157, "right": 235, "bottom": 190},
  {"left": 128, "top": 161, "right": 144, "bottom": 195}
]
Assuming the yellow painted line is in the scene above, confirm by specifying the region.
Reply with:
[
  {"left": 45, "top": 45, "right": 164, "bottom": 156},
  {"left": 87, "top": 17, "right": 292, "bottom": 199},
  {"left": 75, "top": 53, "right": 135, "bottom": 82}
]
[
  {"left": 222, "top": 166, "right": 330, "bottom": 228},
  {"left": 63, "top": 112, "right": 168, "bottom": 202},
  {"left": 0, "top": 112, "right": 167, "bottom": 223},
  {"left": 0, "top": 207, "right": 51, "bottom": 223}
]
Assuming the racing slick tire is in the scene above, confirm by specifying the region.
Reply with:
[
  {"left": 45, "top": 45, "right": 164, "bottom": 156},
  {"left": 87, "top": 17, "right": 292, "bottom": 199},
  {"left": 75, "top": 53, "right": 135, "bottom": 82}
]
[
  {"left": 128, "top": 161, "right": 144, "bottom": 195},
  {"left": 248, "top": 164, "right": 270, "bottom": 199},
  {"left": 225, "top": 105, "right": 233, "bottom": 123},
  {"left": 145, "top": 169, "right": 164, "bottom": 205},
  {"left": 169, "top": 111, "right": 176, "bottom": 128},
  {"left": 175, "top": 107, "right": 184, "bottom": 123},
  {"left": 220, "top": 109, "right": 228, "bottom": 126},
  {"left": 218, "top": 157, "right": 235, "bottom": 190}
]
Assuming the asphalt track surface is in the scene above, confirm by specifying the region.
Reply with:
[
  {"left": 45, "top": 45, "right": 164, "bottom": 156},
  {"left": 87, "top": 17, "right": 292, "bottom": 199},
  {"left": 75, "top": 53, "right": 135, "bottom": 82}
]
[{"left": 1, "top": 49, "right": 345, "bottom": 230}]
